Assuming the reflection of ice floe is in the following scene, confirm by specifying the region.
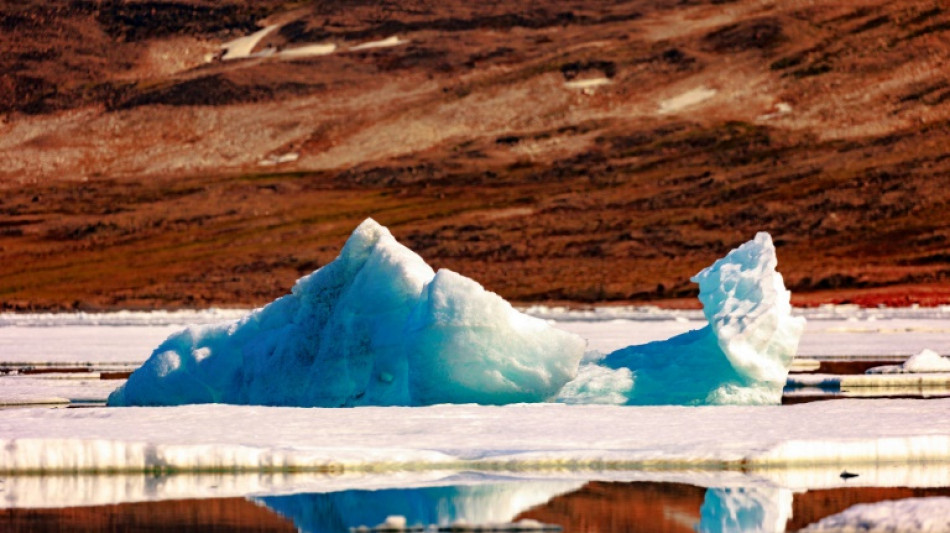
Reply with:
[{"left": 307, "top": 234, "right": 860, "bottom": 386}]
[
  {"left": 221, "top": 24, "right": 280, "bottom": 61},
  {"left": 799, "top": 497, "right": 950, "bottom": 532},
  {"left": 350, "top": 36, "right": 407, "bottom": 51},
  {"left": 279, "top": 43, "right": 337, "bottom": 59},
  {"left": 659, "top": 87, "right": 717, "bottom": 114},
  {"left": 787, "top": 372, "right": 950, "bottom": 392}
]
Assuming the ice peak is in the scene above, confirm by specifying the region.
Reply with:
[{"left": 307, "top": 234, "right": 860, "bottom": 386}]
[{"left": 339, "top": 217, "right": 391, "bottom": 260}]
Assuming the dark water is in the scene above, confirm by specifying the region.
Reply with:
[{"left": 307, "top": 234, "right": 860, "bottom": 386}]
[{"left": 2, "top": 477, "right": 949, "bottom": 532}]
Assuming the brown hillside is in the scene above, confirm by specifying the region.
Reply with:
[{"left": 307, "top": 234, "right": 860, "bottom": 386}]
[{"left": 1, "top": 0, "right": 949, "bottom": 310}]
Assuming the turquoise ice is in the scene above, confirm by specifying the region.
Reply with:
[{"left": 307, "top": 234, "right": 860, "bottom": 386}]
[
  {"left": 109, "top": 223, "right": 802, "bottom": 408},
  {"left": 560, "top": 232, "right": 806, "bottom": 405},
  {"left": 107, "top": 219, "right": 585, "bottom": 407}
]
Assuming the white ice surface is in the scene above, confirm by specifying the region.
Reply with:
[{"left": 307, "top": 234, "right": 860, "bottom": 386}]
[
  {"left": 0, "top": 375, "right": 121, "bottom": 406},
  {"left": 800, "top": 497, "right": 950, "bottom": 532},
  {"left": 0, "top": 325, "right": 185, "bottom": 365},
  {"left": 1, "top": 399, "right": 949, "bottom": 474},
  {"left": 0, "top": 309, "right": 247, "bottom": 365}
]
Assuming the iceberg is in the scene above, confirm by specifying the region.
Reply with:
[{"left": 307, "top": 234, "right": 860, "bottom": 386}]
[
  {"left": 562, "top": 232, "right": 805, "bottom": 405},
  {"left": 109, "top": 222, "right": 801, "bottom": 408},
  {"left": 108, "top": 219, "right": 585, "bottom": 407}
]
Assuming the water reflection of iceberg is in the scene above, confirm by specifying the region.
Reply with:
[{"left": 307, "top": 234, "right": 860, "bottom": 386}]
[
  {"left": 256, "top": 481, "right": 796, "bottom": 533},
  {"left": 2, "top": 472, "right": 948, "bottom": 532},
  {"left": 255, "top": 481, "right": 585, "bottom": 533},
  {"left": 698, "top": 486, "right": 794, "bottom": 533}
]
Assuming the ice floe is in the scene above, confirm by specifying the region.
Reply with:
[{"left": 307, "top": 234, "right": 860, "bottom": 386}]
[
  {"left": 1, "top": 399, "right": 949, "bottom": 474},
  {"left": 0, "top": 374, "right": 120, "bottom": 406},
  {"left": 800, "top": 497, "right": 950, "bottom": 532},
  {"left": 867, "top": 349, "right": 950, "bottom": 374}
]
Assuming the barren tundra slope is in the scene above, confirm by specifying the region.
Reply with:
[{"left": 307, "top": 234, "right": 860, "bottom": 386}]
[{"left": 1, "top": 0, "right": 949, "bottom": 310}]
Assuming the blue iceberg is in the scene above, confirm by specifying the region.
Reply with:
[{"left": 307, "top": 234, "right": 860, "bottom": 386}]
[
  {"left": 108, "top": 219, "right": 585, "bottom": 407},
  {"left": 560, "top": 232, "right": 805, "bottom": 405},
  {"left": 109, "top": 221, "right": 802, "bottom": 408}
]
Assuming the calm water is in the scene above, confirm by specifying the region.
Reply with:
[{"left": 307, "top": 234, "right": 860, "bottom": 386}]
[{"left": 2, "top": 473, "right": 949, "bottom": 532}]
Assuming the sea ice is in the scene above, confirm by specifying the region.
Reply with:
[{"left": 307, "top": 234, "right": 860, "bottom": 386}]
[
  {"left": 867, "top": 349, "right": 950, "bottom": 374},
  {"left": 108, "top": 219, "right": 584, "bottom": 407},
  {"left": 3, "top": 400, "right": 950, "bottom": 474},
  {"left": 575, "top": 232, "right": 806, "bottom": 405}
]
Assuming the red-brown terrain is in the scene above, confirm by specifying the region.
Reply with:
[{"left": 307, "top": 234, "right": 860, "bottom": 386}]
[{"left": 1, "top": 0, "right": 949, "bottom": 310}]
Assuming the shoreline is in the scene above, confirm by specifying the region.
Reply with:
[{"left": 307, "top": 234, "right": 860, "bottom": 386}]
[{"left": 3, "top": 284, "right": 950, "bottom": 314}]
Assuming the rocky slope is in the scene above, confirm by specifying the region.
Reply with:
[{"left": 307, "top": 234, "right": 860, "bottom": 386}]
[{"left": 1, "top": 0, "right": 949, "bottom": 310}]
